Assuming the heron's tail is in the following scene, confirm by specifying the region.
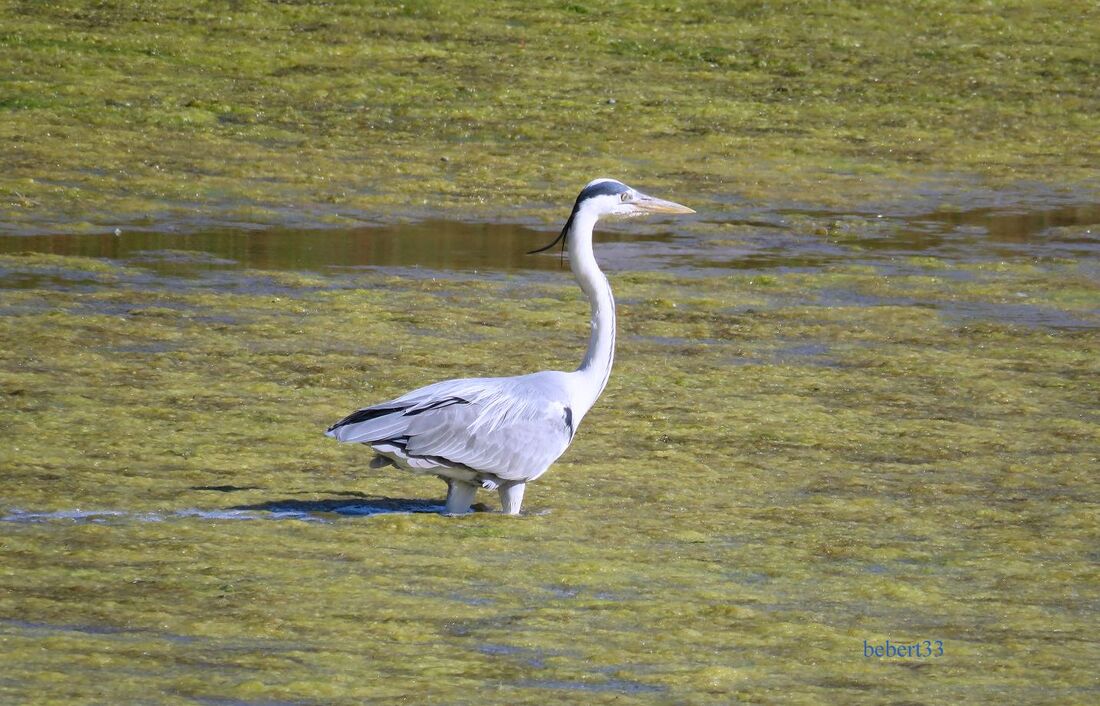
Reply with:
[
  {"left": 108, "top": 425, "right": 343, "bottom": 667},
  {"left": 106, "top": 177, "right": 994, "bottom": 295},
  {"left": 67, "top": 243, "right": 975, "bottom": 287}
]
[
  {"left": 325, "top": 406, "right": 408, "bottom": 443},
  {"left": 326, "top": 395, "right": 469, "bottom": 443}
]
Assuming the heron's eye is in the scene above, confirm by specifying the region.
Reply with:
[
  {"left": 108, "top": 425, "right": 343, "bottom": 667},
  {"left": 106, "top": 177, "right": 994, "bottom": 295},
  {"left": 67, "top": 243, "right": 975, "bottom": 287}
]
[{"left": 620, "top": 192, "right": 631, "bottom": 202}]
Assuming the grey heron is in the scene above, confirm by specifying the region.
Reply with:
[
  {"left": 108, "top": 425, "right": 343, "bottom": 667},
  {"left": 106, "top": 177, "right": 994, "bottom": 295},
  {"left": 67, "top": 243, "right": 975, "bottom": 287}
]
[{"left": 326, "top": 179, "right": 694, "bottom": 514}]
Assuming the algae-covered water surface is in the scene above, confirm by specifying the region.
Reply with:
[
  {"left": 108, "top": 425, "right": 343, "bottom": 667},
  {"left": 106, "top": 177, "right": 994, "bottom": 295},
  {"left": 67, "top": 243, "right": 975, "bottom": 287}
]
[
  {"left": 2, "top": 0, "right": 1099, "bottom": 703},
  {"left": 2, "top": 195, "right": 1098, "bottom": 704}
]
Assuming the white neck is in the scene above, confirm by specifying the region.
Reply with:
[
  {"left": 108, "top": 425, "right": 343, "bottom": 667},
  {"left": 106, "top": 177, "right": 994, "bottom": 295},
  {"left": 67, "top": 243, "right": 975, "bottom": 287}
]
[{"left": 567, "top": 208, "right": 615, "bottom": 420}]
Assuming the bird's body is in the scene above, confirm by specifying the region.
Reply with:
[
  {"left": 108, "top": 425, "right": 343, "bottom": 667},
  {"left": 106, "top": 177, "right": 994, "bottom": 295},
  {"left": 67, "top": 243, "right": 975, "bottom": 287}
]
[
  {"left": 326, "top": 179, "right": 693, "bottom": 514},
  {"left": 326, "top": 371, "right": 575, "bottom": 513}
]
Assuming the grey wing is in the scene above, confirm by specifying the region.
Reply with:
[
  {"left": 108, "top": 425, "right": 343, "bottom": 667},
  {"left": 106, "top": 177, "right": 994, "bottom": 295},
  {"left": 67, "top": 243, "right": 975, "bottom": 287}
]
[
  {"left": 402, "top": 401, "right": 570, "bottom": 481},
  {"left": 325, "top": 376, "right": 574, "bottom": 481}
]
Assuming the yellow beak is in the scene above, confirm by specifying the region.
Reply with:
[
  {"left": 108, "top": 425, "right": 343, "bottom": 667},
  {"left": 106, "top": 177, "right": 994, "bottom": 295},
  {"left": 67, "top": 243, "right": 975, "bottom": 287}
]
[{"left": 634, "top": 193, "right": 696, "bottom": 214}]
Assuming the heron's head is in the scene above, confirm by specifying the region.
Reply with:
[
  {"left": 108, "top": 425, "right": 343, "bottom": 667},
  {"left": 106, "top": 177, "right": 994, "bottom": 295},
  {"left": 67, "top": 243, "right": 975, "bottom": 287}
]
[
  {"left": 529, "top": 178, "right": 694, "bottom": 255},
  {"left": 572, "top": 178, "right": 696, "bottom": 219}
]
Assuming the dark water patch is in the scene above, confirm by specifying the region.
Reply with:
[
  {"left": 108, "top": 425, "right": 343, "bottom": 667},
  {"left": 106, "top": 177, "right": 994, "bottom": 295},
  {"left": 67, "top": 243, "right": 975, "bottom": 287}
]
[
  {"left": 446, "top": 592, "right": 495, "bottom": 607},
  {"left": 0, "top": 266, "right": 121, "bottom": 291},
  {"left": 687, "top": 198, "right": 1100, "bottom": 274},
  {"left": 661, "top": 230, "right": 849, "bottom": 274},
  {"left": 126, "top": 249, "right": 240, "bottom": 268},
  {"left": 2, "top": 508, "right": 135, "bottom": 524},
  {"left": 772, "top": 341, "right": 840, "bottom": 367},
  {"left": 0, "top": 507, "right": 323, "bottom": 524},
  {"left": 0, "top": 502, "right": 477, "bottom": 523},
  {"left": 2, "top": 198, "right": 1097, "bottom": 289},
  {"left": 0, "top": 618, "right": 308, "bottom": 654},
  {"left": 2, "top": 619, "right": 146, "bottom": 638},
  {"left": 909, "top": 202, "right": 1100, "bottom": 245},
  {"left": 231, "top": 497, "right": 452, "bottom": 517},
  {"left": 478, "top": 643, "right": 549, "bottom": 668},
  {"left": 546, "top": 585, "right": 580, "bottom": 599},
  {"left": 939, "top": 300, "right": 1099, "bottom": 330},
  {"left": 0, "top": 221, "right": 675, "bottom": 275},
  {"left": 788, "top": 200, "right": 1100, "bottom": 263}
]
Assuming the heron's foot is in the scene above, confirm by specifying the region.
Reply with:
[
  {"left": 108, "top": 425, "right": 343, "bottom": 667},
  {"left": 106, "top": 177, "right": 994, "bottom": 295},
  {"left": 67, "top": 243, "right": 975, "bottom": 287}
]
[
  {"left": 444, "top": 480, "right": 477, "bottom": 515},
  {"left": 480, "top": 477, "right": 499, "bottom": 491},
  {"left": 498, "top": 481, "right": 526, "bottom": 515}
]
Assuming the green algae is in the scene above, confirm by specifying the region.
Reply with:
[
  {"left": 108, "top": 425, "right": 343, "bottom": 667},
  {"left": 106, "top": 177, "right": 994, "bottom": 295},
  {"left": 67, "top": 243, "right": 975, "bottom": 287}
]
[
  {"left": 2, "top": 0, "right": 1099, "bottom": 699},
  {"left": 1, "top": 0, "right": 1099, "bottom": 233},
  {"left": 1, "top": 251, "right": 1097, "bottom": 704}
]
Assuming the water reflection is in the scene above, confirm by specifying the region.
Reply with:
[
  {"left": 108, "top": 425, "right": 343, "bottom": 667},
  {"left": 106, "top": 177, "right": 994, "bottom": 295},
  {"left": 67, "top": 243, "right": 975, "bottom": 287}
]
[
  {"left": 0, "top": 220, "right": 673, "bottom": 275},
  {"left": 848, "top": 202, "right": 1100, "bottom": 259},
  {"left": 0, "top": 200, "right": 1096, "bottom": 277},
  {"left": 919, "top": 202, "right": 1100, "bottom": 243}
]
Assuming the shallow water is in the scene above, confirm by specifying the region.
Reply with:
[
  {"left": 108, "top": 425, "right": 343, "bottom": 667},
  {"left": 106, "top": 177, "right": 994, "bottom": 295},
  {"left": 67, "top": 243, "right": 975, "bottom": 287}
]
[
  {"left": 2, "top": 199, "right": 1097, "bottom": 278},
  {"left": 1, "top": 189, "right": 1098, "bottom": 704}
]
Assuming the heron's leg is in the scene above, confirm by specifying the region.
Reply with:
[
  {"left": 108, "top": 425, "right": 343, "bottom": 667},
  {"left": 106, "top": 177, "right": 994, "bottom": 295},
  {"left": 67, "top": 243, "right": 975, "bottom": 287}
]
[
  {"left": 497, "top": 481, "right": 526, "bottom": 515},
  {"left": 444, "top": 480, "right": 478, "bottom": 515}
]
